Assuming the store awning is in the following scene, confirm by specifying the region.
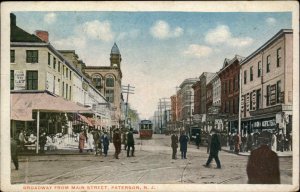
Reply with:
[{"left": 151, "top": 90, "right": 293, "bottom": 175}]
[
  {"left": 78, "top": 114, "right": 93, "bottom": 127},
  {"left": 11, "top": 92, "right": 93, "bottom": 121}
]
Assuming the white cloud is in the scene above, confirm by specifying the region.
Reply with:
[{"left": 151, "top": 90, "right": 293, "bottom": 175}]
[
  {"left": 44, "top": 13, "right": 56, "bottom": 24},
  {"left": 205, "top": 25, "right": 253, "bottom": 47},
  {"left": 52, "top": 36, "right": 87, "bottom": 50},
  {"left": 80, "top": 20, "right": 114, "bottom": 42},
  {"left": 117, "top": 29, "right": 140, "bottom": 41},
  {"left": 266, "top": 17, "right": 277, "bottom": 25},
  {"left": 183, "top": 44, "right": 213, "bottom": 58},
  {"left": 150, "top": 20, "right": 183, "bottom": 39}
]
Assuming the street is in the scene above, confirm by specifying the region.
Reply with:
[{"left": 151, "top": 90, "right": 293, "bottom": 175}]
[{"left": 11, "top": 134, "right": 292, "bottom": 185}]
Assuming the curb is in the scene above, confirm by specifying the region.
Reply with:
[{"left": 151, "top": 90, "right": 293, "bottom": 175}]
[{"left": 222, "top": 149, "right": 292, "bottom": 157}]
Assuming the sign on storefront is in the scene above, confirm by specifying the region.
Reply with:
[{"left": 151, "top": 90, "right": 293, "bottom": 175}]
[{"left": 14, "top": 70, "right": 26, "bottom": 90}]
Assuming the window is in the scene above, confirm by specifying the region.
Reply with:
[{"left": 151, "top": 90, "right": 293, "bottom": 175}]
[
  {"left": 69, "top": 86, "right": 72, "bottom": 100},
  {"left": 26, "top": 50, "right": 38, "bottom": 63},
  {"left": 235, "top": 74, "right": 239, "bottom": 90},
  {"left": 93, "top": 77, "right": 102, "bottom": 90},
  {"left": 53, "top": 58, "right": 56, "bottom": 70},
  {"left": 105, "top": 89, "right": 114, "bottom": 103},
  {"left": 235, "top": 97, "right": 239, "bottom": 114},
  {"left": 250, "top": 66, "right": 253, "bottom": 81},
  {"left": 63, "top": 65, "right": 65, "bottom": 75},
  {"left": 277, "top": 48, "right": 281, "bottom": 67},
  {"left": 11, "top": 50, "right": 15, "bottom": 63},
  {"left": 48, "top": 53, "right": 51, "bottom": 66},
  {"left": 58, "top": 62, "right": 61, "bottom": 72},
  {"left": 256, "top": 89, "right": 261, "bottom": 109},
  {"left": 277, "top": 80, "right": 281, "bottom": 103},
  {"left": 228, "top": 80, "right": 231, "bottom": 93},
  {"left": 250, "top": 92, "right": 253, "bottom": 110},
  {"left": 62, "top": 82, "right": 64, "bottom": 97},
  {"left": 266, "top": 85, "right": 270, "bottom": 106},
  {"left": 106, "top": 76, "right": 114, "bottom": 87},
  {"left": 26, "top": 71, "right": 38, "bottom": 90},
  {"left": 244, "top": 70, "right": 247, "bottom": 84},
  {"left": 10, "top": 70, "right": 14, "bottom": 90},
  {"left": 257, "top": 61, "right": 262, "bottom": 77},
  {"left": 66, "top": 68, "right": 68, "bottom": 78},
  {"left": 225, "top": 101, "right": 229, "bottom": 113},
  {"left": 69, "top": 71, "right": 72, "bottom": 80},
  {"left": 266, "top": 55, "right": 270, "bottom": 73},
  {"left": 66, "top": 83, "right": 68, "bottom": 99}
]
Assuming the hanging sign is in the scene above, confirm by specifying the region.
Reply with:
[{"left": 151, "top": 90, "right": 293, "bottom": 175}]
[{"left": 14, "top": 70, "right": 26, "bottom": 90}]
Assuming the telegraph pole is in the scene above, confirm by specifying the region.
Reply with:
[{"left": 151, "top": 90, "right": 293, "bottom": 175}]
[{"left": 122, "top": 84, "right": 135, "bottom": 129}]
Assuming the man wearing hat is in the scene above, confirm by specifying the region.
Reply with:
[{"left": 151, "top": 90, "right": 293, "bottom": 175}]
[
  {"left": 113, "top": 128, "right": 121, "bottom": 159},
  {"left": 127, "top": 128, "right": 135, "bottom": 157},
  {"left": 203, "top": 129, "right": 221, "bottom": 169},
  {"left": 171, "top": 131, "right": 178, "bottom": 159}
]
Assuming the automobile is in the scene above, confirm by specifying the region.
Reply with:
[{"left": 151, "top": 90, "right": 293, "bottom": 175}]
[{"left": 133, "top": 130, "right": 139, "bottom": 134}]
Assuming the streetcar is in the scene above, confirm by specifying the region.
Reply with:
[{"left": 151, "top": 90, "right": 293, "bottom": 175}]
[{"left": 139, "top": 120, "right": 153, "bottom": 139}]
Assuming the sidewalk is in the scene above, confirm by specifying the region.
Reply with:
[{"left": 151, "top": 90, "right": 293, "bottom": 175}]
[{"left": 221, "top": 146, "right": 293, "bottom": 157}]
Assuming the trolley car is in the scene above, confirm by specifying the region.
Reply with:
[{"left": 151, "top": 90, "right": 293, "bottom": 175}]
[{"left": 139, "top": 120, "right": 153, "bottom": 139}]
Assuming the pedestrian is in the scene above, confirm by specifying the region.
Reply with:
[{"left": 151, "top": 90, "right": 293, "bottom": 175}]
[
  {"left": 203, "top": 129, "right": 221, "bottom": 169},
  {"left": 39, "top": 131, "right": 47, "bottom": 154},
  {"left": 179, "top": 131, "right": 189, "bottom": 159},
  {"left": 11, "top": 137, "right": 19, "bottom": 170},
  {"left": 271, "top": 132, "right": 277, "bottom": 152},
  {"left": 278, "top": 133, "right": 284, "bottom": 152},
  {"left": 207, "top": 132, "right": 212, "bottom": 154},
  {"left": 127, "top": 128, "right": 135, "bottom": 157},
  {"left": 241, "top": 133, "right": 247, "bottom": 152},
  {"left": 195, "top": 133, "right": 201, "bottom": 149},
  {"left": 171, "top": 131, "right": 178, "bottom": 159},
  {"left": 87, "top": 130, "right": 94, "bottom": 152},
  {"left": 246, "top": 137, "right": 280, "bottom": 184},
  {"left": 246, "top": 133, "right": 253, "bottom": 152},
  {"left": 101, "top": 131, "right": 110, "bottom": 157},
  {"left": 78, "top": 130, "right": 86, "bottom": 153},
  {"left": 113, "top": 128, "right": 122, "bottom": 159},
  {"left": 234, "top": 132, "right": 241, "bottom": 154},
  {"left": 18, "top": 130, "right": 26, "bottom": 151},
  {"left": 92, "top": 129, "right": 101, "bottom": 156}
]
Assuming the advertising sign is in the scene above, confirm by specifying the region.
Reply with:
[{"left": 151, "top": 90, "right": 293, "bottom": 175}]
[{"left": 14, "top": 70, "right": 26, "bottom": 90}]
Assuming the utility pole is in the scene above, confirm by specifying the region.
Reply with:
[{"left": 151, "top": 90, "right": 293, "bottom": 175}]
[{"left": 122, "top": 84, "right": 135, "bottom": 129}]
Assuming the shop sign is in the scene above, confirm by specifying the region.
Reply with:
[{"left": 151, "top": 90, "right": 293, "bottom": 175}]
[
  {"left": 14, "top": 70, "right": 26, "bottom": 90},
  {"left": 262, "top": 119, "right": 276, "bottom": 127}
]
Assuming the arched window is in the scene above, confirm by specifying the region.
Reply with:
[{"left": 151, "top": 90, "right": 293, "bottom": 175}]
[
  {"left": 106, "top": 75, "right": 114, "bottom": 87},
  {"left": 92, "top": 75, "right": 102, "bottom": 90}
]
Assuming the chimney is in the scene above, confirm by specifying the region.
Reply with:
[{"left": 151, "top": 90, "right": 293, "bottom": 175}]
[
  {"left": 35, "top": 30, "right": 49, "bottom": 42},
  {"left": 10, "top": 13, "right": 16, "bottom": 26}
]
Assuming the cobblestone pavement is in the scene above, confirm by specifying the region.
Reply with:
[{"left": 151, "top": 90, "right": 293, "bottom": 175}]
[{"left": 11, "top": 134, "right": 292, "bottom": 185}]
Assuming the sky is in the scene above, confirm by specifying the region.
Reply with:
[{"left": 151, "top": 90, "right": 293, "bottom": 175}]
[{"left": 13, "top": 11, "right": 292, "bottom": 119}]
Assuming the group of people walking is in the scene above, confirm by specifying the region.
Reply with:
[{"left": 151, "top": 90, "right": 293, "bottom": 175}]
[
  {"left": 171, "top": 129, "right": 222, "bottom": 169},
  {"left": 78, "top": 128, "right": 135, "bottom": 159}
]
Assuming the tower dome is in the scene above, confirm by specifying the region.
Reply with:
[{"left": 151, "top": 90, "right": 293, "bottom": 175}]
[{"left": 111, "top": 43, "right": 120, "bottom": 55}]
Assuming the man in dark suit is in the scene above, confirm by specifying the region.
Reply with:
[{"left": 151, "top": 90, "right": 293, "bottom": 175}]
[
  {"left": 127, "top": 128, "right": 135, "bottom": 157},
  {"left": 203, "top": 129, "right": 221, "bottom": 169},
  {"left": 171, "top": 131, "right": 178, "bottom": 159},
  {"left": 246, "top": 138, "right": 280, "bottom": 184},
  {"left": 113, "top": 128, "right": 121, "bottom": 159}
]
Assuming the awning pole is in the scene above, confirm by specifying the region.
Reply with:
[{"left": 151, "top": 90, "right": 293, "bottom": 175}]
[{"left": 36, "top": 110, "right": 40, "bottom": 154}]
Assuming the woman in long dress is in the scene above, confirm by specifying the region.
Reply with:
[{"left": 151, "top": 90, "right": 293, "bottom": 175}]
[{"left": 79, "top": 131, "right": 86, "bottom": 153}]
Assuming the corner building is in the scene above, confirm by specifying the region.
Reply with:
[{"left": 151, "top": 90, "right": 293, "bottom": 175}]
[
  {"left": 240, "top": 29, "right": 293, "bottom": 135},
  {"left": 84, "top": 43, "right": 123, "bottom": 129}
]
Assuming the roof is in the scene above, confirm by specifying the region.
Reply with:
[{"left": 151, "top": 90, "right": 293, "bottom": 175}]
[
  {"left": 11, "top": 25, "right": 44, "bottom": 43},
  {"left": 111, "top": 43, "right": 120, "bottom": 54},
  {"left": 11, "top": 91, "right": 92, "bottom": 121},
  {"left": 241, "top": 29, "right": 293, "bottom": 65}
]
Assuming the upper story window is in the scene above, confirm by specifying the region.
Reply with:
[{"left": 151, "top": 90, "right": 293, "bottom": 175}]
[
  {"left": 26, "top": 70, "right": 38, "bottom": 90},
  {"left": 266, "top": 55, "right": 271, "bottom": 73},
  {"left": 277, "top": 48, "right": 281, "bottom": 67},
  {"left": 63, "top": 65, "right": 65, "bottom": 75},
  {"left": 266, "top": 85, "right": 270, "bottom": 106},
  {"left": 69, "top": 71, "right": 72, "bottom": 80},
  {"left": 244, "top": 70, "right": 247, "bottom": 84},
  {"left": 26, "top": 50, "right": 38, "bottom": 63},
  {"left": 257, "top": 61, "right": 262, "bottom": 77},
  {"left": 66, "top": 68, "right": 68, "bottom": 78},
  {"left": 256, "top": 89, "right": 261, "bottom": 109},
  {"left": 10, "top": 50, "right": 15, "bottom": 63},
  {"left": 250, "top": 66, "right": 253, "bottom": 81},
  {"left": 105, "top": 89, "right": 114, "bottom": 103},
  {"left": 276, "top": 80, "right": 281, "bottom": 103},
  {"left": 106, "top": 75, "right": 114, "bottom": 87},
  {"left": 53, "top": 57, "right": 56, "bottom": 70},
  {"left": 58, "top": 61, "right": 61, "bottom": 72},
  {"left": 10, "top": 70, "right": 14, "bottom": 90},
  {"left": 48, "top": 52, "right": 51, "bottom": 66},
  {"left": 93, "top": 76, "right": 102, "bottom": 90}
]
